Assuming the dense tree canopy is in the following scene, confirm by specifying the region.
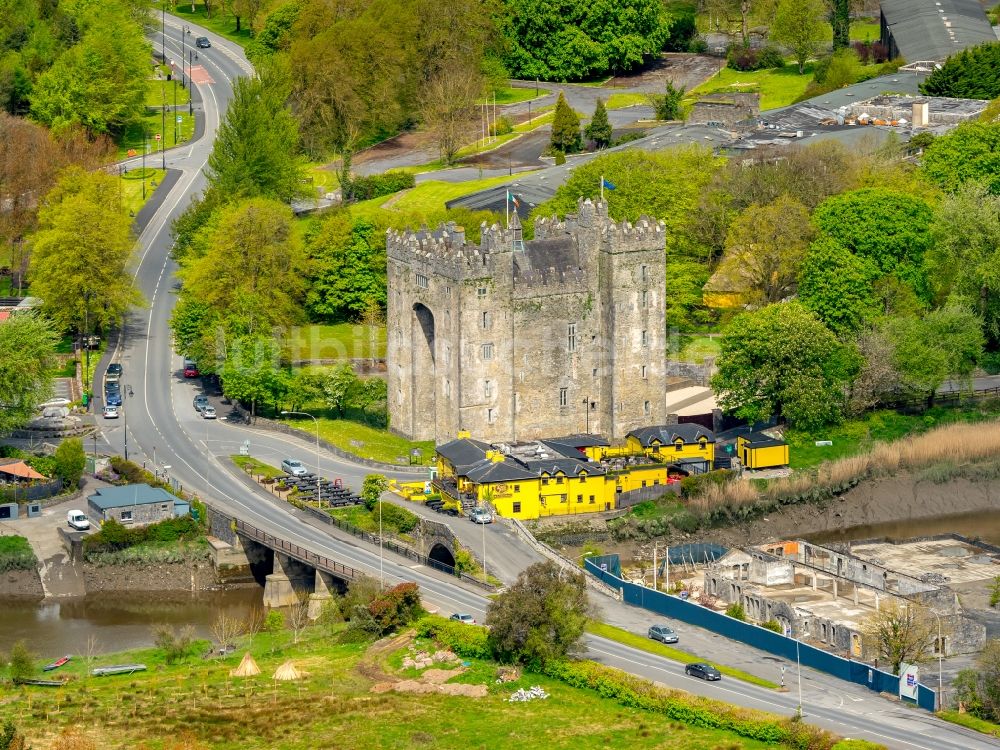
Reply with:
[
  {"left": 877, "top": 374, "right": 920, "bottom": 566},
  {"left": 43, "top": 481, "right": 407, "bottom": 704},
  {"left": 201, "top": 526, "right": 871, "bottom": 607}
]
[
  {"left": 798, "top": 237, "right": 879, "bottom": 336},
  {"left": 920, "top": 43, "right": 1000, "bottom": 100},
  {"left": 304, "top": 213, "right": 386, "bottom": 322},
  {"left": 0, "top": 311, "right": 58, "bottom": 431},
  {"left": 921, "top": 122, "right": 1000, "bottom": 195},
  {"left": 711, "top": 302, "right": 858, "bottom": 429},
  {"left": 886, "top": 304, "right": 984, "bottom": 397}
]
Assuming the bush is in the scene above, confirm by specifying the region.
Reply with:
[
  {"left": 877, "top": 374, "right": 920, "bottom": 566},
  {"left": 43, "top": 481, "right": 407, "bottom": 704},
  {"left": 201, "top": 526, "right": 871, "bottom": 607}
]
[
  {"left": 343, "top": 171, "right": 415, "bottom": 202},
  {"left": 415, "top": 614, "right": 492, "bottom": 659},
  {"left": 363, "top": 581, "right": 422, "bottom": 636},
  {"left": 679, "top": 469, "right": 733, "bottom": 499},
  {"left": 0, "top": 536, "right": 37, "bottom": 572},
  {"left": 920, "top": 42, "right": 1000, "bottom": 99},
  {"left": 669, "top": 510, "right": 700, "bottom": 533},
  {"left": 263, "top": 610, "right": 285, "bottom": 633},
  {"left": 727, "top": 45, "right": 785, "bottom": 71},
  {"left": 53, "top": 438, "right": 85, "bottom": 489},
  {"left": 762, "top": 619, "right": 783, "bottom": 633},
  {"left": 726, "top": 602, "right": 747, "bottom": 621},
  {"left": 851, "top": 40, "right": 888, "bottom": 65},
  {"left": 83, "top": 515, "right": 201, "bottom": 554},
  {"left": 376, "top": 502, "right": 418, "bottom": 534},
  {"left": 553, "top": 150, "right": 566, "bottom": 165},
  {"left": 490, "top": 115, "right": 513, "bottom": 137},
  {"left": 7, "top": 640, "right": 36, "bottom": 681},
  {"left": 651, "top": 80, "right": 686, "bottom": 121},
  {"left": 152, "top": 624, "right": 196, "bottom": 665},
  {"left": 687, "top": 37, "right": 707, "bottom": 54}
]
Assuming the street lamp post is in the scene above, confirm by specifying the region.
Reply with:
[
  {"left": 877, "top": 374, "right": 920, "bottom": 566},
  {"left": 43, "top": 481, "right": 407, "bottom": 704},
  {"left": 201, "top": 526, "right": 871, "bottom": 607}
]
[
  {"left": 161, "top": 1, "right": 165, "bottom": 63},
  {"left": 82, "top": 291, "right": 92, "bottom": 409},
  {"left": 796, "top": 635, "right": 803, "bottom": 718},
  {"left": 188, "top": 50, "right": 194, "bottom": 115},
  {"left": 181, "top": 26, "right": 187, "bottom": 88},
  {"left": 280, "top": 411, "right": 321, "bottom": 509},
  {"left": 161, "top": 79, "right": 166, "bottom": 169},
  {"left": 933, "top": 611, "right": 945, "bottom": 710},
  {"left": 173, "top": 75, "right": 178, "bottom": 145},
  {"left": 123, "top": 384, "right": 132, "bottom": 461}
]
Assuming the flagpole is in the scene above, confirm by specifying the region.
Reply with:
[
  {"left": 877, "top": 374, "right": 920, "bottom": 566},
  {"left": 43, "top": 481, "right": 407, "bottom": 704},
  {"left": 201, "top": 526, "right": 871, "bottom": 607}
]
[
  {"left": 506, "top": 191, "right": 509, "bottom": 228},
  {"left": 600, "top": 175, "right": 604, "bottom": 202}
]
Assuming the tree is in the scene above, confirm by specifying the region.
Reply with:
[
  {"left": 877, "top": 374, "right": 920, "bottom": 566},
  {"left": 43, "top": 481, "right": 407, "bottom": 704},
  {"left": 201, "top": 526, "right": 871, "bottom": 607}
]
[
  {"left": 53, "top": 438, "right": 85, "bottom": 489},
  {"left": 0, "top": 312, "right": 58, "bottom": 431},
  {"left": 713, "top": 195, "right": 815, "bottom": 305},
  {"left": 322, "top": 364, "right": 359, "bottom": 418},
  {"left": 152, "top": 624, "right": 195, "bottom": 665},
  {"left": 798, "top": 237, "right": 879, "bottom": 336},
  {"left": 550, "top": 91, "right": 581, "bottom": 154},
  {"left": 486, "top": 560, "right": 588, "bottom": 668},
  {"left": 649, "top": 80, "right": 685, "bottom": 120},
  {"left": 770, "top": 0, "right": 825, "bottom": 73},
  {"left": 421, "top": 64, "right": 482, "bottom": 164},
  {"left": 354, "top": 377, "right": 387, "bottom": 425},
  {"left": 220, "top": 334, "right": 286, "bottom": 417},
  {"left": 847, "top": 326, "right": 901, "bottom": 415},
  {"left": 0, "top": 720, "right": 28, "bottom": 750},
  {"left": 920, "top": 43, "right": 1000, "bottom": 100},
  {"left": 711, "top": 302, "right": 857, "bottom": 428},
  {"left": 28, "top": 168, "right": 141, "bottom": 335},
  {"left": 860, "top": 600, "right": 938, "bottom": 676},
  {"left": 286, "top": 592, "right": 311, "bottom": 644},
  {"left": 206, "top": 62, "right": 304, "bottom": 203},
  {"left": 304, "top": 215, "right": 386, "bottom": 322},
  {"left": 921, "top": 122, "right": 1000, "bottom": 195},
  {"left": 826, "top": 0, "right": 853, "bottom": 50},
  {"left": 584, "top": 98, "right": 612, "bottom": 148},
  {"left": 361, "top": 473, "right": 388, "bottom": 512},
  {"left": 178, "top": 198, "right": 306, "bottom": 337},
  {"left": 7, "top": 639, "right": 35, "bottom": 682},
  {"left": 926, "top": 181, "right": 1000, "bottom": 341},
  {"left": 953, "top": 639, "right": 1000, "bottom": 721},
  {"left": 210, "top": 611, "right": 245, "bottom": 650}
]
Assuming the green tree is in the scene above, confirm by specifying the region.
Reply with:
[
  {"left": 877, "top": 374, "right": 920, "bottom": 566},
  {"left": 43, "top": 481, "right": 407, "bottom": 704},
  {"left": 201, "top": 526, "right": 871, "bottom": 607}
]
[
  {"left": 322, "top": 364, "right": 358, "bottom": 418},
  {"left": 0, "top": 312, "right": 58, "bottom": 432},
  {"left": 220, "top": 334, "right": 286, "bottom": 417},
  {"left": 921, "top": 122, "right": 1000, "bottom": 194},
  {"left": 53, "top": 438, "right": 85, "bottom": 489},
  {"left": 206, "top": 62, "right": 304, "bottom": 203},
  {"left": 28, "top": 167, "right": 142, "bottom": 334},
  {"left": 926, "top": 181, "right": 1000, "bottom": 341},
  {"left": 860, "top": 600, "right": 938, "bottom": 676},
  {"left": 771, "top": 0, "right": 825, "bottom": 73},
  {"left": 813, "top": 188, "right": 934, "bottom": 300},
  {"left": 305, "top": 214, "right": 386, "bottom": 322},
  {"left": 361, "top": 473, "right": 388, "bottom": 512},
  {"left": 953, "top": 639, "right": 1000, "bottom": 721},
  {"left": 920, "top": 43, "right": 1000, "bottom": 100},
  {"left": 168, "top": 297, "right": 220, "bottom": 372},
  {"left": 712, "top": 302, "right": 857, "bottom": 428},
  {"left": 486, "top": 560, "right": 588, "bottom": 668},
  {"left": 827, "top": 0, "right": 852, "bottom": 50},
  {"left": 550, "top": 91, "right": 581, "bottom": 154},
  {"left": 798, "top": 237, "right": 879, "bottom": 336},
  {"left": 7, "top": 639, "right": 35, "bottom": 682},
  {"left": 584, "top": 98, "right": 612, "bottom": 148},
  {"left": 284, "top": 367, "right": 327, "bottom": 412},
  {"left": 650, "top": 79, "right": 685, "bottom": 120},
  {"left": 0, "top": 719, "right": 28, "bottom": 750},
  {"left": 713, "top": 194, "right": 815, "bottom": 305},
  {"left": 178, "top": 198, "right": 306, "bottom": 337},
  {"left": 421, "top": 64, "right": 483, "bottom": 164}
]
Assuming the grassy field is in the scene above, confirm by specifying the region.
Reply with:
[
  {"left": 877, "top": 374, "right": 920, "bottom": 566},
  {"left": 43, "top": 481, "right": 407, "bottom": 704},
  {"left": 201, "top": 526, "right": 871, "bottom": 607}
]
[
  {"left": 304, "top": 416, "right": 434, "bottom": 466},
  {"left": 171, "top": 4, "right": 253, "bottom": 47},
  {"left": 938, "top": 710, "right": 1000, "bottom": 739},
  {"left": 350, "top": 174, "right": 520, "bottom": 220},
  {"left": 0, "top": 624, "right": 781, "bottom": 750},
  {"left": 586, "top": 621, "right": 779, "bottom": 689},
  {"left": 688, "top": 62, "right": 817, "bottom": 111},
  {"left": 117, "top": 111, "right": 195, "bottom": 160},
  {"left": 121, "top": 168, "right": 167, "bottom": 217},
  {"left": 283, "top": 323, "right": 386, "bottom": 361},
  {"left": 675, "top": 334, "right": 721, "bottom": 363},
  {"left": 605, "top": 92, "right": 648, "bottom": 109},
  {"left": 480, "top": 85, "right": 541, "bottom": 105},
  {"left": 145, "top": 77, "right": 190, "bottom": 108},
  {"left": 231, "top": 455, "right": 284, "bottom": 479}
]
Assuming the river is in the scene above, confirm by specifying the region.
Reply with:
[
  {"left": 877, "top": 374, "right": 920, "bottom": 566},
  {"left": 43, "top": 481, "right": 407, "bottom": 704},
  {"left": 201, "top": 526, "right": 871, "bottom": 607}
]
[
  {"left": 0, "top": 587, "right": 263, "bottom": 658},
  {"left": 805, "top": 509, "right": 1000, "bottom": 547}
]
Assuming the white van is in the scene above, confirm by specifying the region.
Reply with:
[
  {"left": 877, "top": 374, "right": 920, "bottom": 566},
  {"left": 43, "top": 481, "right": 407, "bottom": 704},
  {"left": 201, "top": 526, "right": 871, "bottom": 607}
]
[{"left": 66, "top": 510, "right": 90, "bottom": 531}]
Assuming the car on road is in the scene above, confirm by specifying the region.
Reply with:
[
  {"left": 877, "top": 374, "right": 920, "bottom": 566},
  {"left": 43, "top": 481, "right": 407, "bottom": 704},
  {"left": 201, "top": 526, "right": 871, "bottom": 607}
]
[
  {"left": 193, "top": 394, "right": 209, "bottom": 412},
  {"left": 195, "top": 36, "right": 210, "bottom": 48},
  {"left": 281, "top": 458, "right": 308, "bottom": 476},
  {"left": 469, "top": 508, "right": 493, "bottom": 524},
  {"left": 648, "top": 625, "right": 679, "bottom": 644},
  {"left": 66, "top": 510, "right": 90, "bottom": 531},
  {"left": 183, "top": 359, "right": 199, "bottom": 378},
  {"left": 201, "top": 406, "right": 217, "bottom": 419},
  {"left": 449, "top": 613, "right": 476, "bottom": 625},
  {"left": 685, "top": 663, "right": 721, "bottom": 681},
  {"left": 107, "top": 363, "right": 123, "bottom": 377},
  {"left": 104, "top": 387, "right": 122, "bottom": 406},
  {"left": 103, "top": 405, "right": 119, "bottom": 419}
]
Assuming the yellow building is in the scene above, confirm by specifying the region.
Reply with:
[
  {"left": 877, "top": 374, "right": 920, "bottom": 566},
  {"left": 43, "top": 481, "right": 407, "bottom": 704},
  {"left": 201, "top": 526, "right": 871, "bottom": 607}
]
[
  {"left": 434, "top": 433, "right": 694, "bottom": 521},
  {"left": 737, "top": 434, "right": 789, "bottom": 469},
  {"left": 624, "top": 424, "right": 715, "bottom": 473}
]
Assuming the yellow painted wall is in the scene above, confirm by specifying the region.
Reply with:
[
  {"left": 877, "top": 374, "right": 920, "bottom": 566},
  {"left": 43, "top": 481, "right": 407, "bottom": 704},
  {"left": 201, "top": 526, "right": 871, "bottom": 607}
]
[
  {"left": 737, "top": 437, "right": 789, "bottom": 469},
  {"left": 625, "top": 435, "right": 715, "bottom": 466}
]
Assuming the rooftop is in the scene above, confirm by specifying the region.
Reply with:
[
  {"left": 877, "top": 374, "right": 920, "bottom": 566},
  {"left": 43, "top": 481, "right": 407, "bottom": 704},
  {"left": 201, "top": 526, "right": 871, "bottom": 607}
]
[
  {"left": 627, "top": 424, "right": 716, "bottom": 446},
  {"left": 88, "top": 484, "right": 182, "bottom": 510},
  {"left": 880, "top": 0, "right": 997, "bottom": 63}
]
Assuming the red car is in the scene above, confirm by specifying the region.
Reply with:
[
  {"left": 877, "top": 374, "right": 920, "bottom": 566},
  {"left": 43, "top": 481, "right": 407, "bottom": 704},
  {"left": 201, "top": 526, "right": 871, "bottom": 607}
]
[{"left": 183, "top": 359, "right": 199, "bottom": 378}]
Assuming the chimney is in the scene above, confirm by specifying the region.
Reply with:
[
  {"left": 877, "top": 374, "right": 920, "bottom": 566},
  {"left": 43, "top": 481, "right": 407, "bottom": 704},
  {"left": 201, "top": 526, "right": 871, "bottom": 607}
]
[{"left": 912, "top": 101, "right": 929, "bottom": 127}]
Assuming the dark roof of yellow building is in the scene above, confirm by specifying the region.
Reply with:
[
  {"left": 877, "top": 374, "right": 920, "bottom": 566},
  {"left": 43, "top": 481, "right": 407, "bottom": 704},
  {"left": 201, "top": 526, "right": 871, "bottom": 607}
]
[
  {"left": 628, "top": 424, "right": 715, "bottom": 446},
  {"left": 436, "top": 438, "right": 492, "bottom": 470},
  {"left": 740, "top": 433, "right": 788, "bottom": 449}
]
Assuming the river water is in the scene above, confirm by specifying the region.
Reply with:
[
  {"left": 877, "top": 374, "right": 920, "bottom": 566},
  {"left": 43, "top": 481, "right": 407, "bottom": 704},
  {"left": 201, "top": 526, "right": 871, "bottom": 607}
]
[
  {"left": 805, "top": 509, "right": 1000, "bottom": 547},
  {"left": 0, "top": 587, "right": 263, "bottom": 658}
]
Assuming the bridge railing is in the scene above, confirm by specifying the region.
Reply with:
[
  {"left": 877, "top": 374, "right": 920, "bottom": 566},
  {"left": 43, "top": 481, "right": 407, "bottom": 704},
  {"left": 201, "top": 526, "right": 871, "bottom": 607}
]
[{"left": 233, "top": 517, "right": 361, "bottom": 581}]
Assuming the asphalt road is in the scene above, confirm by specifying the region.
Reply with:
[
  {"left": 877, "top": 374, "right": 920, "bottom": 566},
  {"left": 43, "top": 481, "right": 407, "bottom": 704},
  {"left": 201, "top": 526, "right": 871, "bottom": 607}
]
[{"left": 96, "top": 18, "right": 1000, "bottom": 750}]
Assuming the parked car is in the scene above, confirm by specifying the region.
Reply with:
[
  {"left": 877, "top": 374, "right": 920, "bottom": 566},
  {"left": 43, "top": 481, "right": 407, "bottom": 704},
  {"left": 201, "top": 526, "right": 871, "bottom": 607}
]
[
  {"left": 195, "top": 36, "right": 210, "bottom": 48},
  {"left": 66, "top": 510, "right": 90, "bottom": 531},
  {"left": 107, "top": 363, "right": 123, "bottom": 377},
  {"left": 449, "top": 613, "right": 476, "bottom": 625},
  {"left": 201, "top": 406, "right": 217, "bottom": 419},
  {"left": 193, "top": 394, "right": 209, "bottom": 412},
  {"left": 183, "top": 359, "right": 199, "bottom": 378},
  {"left": 648, "top": 625, "right": 679, "bottom": 644},
  {"left": 281, "top": 458, "right": 308, "bottom": 476},
  {"left": 103, "top": 405, "right": 119, "bottom": 419},
  {"left": 685, "top": 663, "right": 721, "bottom": 681},
  {"left": 469, "top": 508, "right": 493, "bottom": 524}
]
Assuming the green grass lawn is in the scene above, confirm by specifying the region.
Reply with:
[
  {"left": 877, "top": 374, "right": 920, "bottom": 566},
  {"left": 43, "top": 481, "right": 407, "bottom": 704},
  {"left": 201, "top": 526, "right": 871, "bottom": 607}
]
[
  {"left": 283, "top": 323, "right": 386, "bottom": 361},
  {"left": 170, "top": 4, "right": 253, "bottom": 47},
  {"left": 230, "top": 455, "right": 284, "bottom": 479},
  {"left": 0, "top": 624, "right": 780, "bottom": 750},
  {"left": 144, "top": 77, "right": 190, "bottom": 108},
  {"left": 938, "top": 710, "right": 1000, "bottom": 739},
  {"left": 480, "top": 85, "right": 541, "bottom": 105},
  {"left": 605, "top": 92, "right": 648, "bottom": 109},
  {"left": 675, "top": 334, "right": 721, "bottom": 363},
  {"left": 121, "top": 168, "right": 166, "bottom": 217},
  {"left": 116, "top": 111, "right": 195, "bottom": 160},
  {"left": 688, "top": 62, "right": 816, "bottom": 111},
  {"left": 298, "top": 416, "right": 434, "bottom": 466},
  {"left": 349, "top": 174, "right": 521, "bottom": 220},
  {"left": 586, "top": 621, "right": 779, "bottom": 689}
]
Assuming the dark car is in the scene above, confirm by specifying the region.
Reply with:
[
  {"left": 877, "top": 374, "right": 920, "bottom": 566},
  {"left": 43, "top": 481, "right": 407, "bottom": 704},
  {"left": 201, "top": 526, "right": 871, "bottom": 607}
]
[
  {"left": 183, "top": 359, "right": 199, "bottom": 378},
  {"left": 685, "top": 663, "right": 721, "bottom": 681},
  {"left": 104, "top": 389, "right": 122, "bottom": 407},
  {"left": 647, "top": 625, "right": 679, "bottom": 644},
  {"left": 107, "top": 363, "right": 123, "bottom": 377},
  {"left": 195, "top": 36, "right": 210, "bottom": 48},
  {"left": 193, "top": 394, "right": 209, "bottom": 412}
]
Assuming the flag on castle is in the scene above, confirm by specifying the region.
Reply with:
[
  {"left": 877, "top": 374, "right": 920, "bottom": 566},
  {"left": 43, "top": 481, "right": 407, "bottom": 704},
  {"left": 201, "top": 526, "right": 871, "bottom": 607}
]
[{"left": 506, "top": 191, "right": 520, "bottom": 227}]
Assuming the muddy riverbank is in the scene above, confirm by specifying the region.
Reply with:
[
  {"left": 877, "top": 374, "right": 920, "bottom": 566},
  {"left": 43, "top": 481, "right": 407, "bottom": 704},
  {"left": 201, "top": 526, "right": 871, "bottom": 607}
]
[
  {"left": 82, "top": 558, "right": 221, "bottom": 594},
  {"left": 0, "top": 568, "right": 45, "bottom": 598}
]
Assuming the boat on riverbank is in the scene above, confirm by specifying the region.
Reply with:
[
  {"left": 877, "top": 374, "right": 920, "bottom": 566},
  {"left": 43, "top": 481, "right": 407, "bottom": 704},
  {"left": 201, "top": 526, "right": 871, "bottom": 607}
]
[
  {"left": 43, "top": 655, "right": 72, "bottom": 672},
  {"left": 14, "top": 678, "right": 64, "bottom": 687},
  {"left": 92, "top": 664, "right": 147, "bottom": 677}
]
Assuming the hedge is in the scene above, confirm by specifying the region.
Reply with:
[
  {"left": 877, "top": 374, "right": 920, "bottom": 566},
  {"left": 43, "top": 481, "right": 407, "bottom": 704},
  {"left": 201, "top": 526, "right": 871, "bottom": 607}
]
[
  {"left": 414, "top": 614, "right": 492, "bottom": 660},
  {"left": 83, "top": 516, "right": 202, "bottom": 554},
  {"left": 0, "top": 535, "right": 38, "bottom": 572},
  {"left": 345, "top": 171, "right": 415, "bottom": 201}
]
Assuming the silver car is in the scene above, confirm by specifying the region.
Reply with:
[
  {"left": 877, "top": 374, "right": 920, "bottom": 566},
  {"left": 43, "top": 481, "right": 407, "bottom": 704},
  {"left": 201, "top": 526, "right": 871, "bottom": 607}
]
[
  {"left": 201, "top": 406, "right": 217, "bottom": 419},
  {"left": 648, "top": 624, "right": 679, "bottom": 644},
  {"left": 281, "top": 458, "right": 308, "bottom": 476},
  {"left": 470, "top": 508, "right": 493, "bottom": 524}
]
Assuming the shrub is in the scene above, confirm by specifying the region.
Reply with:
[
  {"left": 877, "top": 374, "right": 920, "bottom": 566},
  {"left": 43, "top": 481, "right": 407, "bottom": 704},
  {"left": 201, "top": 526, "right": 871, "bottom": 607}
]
[
  {"left": 757, "top": 46, "right": 786, "bottom": 69},
  {"left": 362, "top": 582, "right": 423, "bottom": 636},
  {"left": 762, "top": 619, "right": 783, "bottom": 633},
  {"left": 83, "top": 515, "right": 201, "bottom": 554},
  {"left": 727, "top": 45, "right": 784, "bottom": 71},
  {"left": 7, "top": 640, "right": 36, "bottom": 681},
  {"left": 152, "top": 624, "right": 196, "bottom": 665},
  {"left": 263, "top": 610, "right": 285, "bottom": 633},
  {"left": 453, "top": 547, "right": 477, "bottom": 574},
  {"left": 0, "top": 536, "right": 37, "bottom": 572},
  {"left": 415, "top": 614, "right": 492, "bottom": 659},
  {"left": 679, "top": 469, "right": 733, "bottom": 499},
  {"left": 376, "top": 502, "right": 418, "bottom": 534},
  {"left": 343, "top": 171, "right": 415, "bottom": 202},
  {"left": 338, "top": 574, "right": 382, "bottom": 621},
  {"left": 726, "top": 602, "right": 747, "bottom": 621},
  {"left": 490, "top": 115, "right": 513, "bottom": 137},
  {"left": 651, "top": 80, "right": 686, "bottom": 121},
  {"left": 54, "top": 438, "right": 86, "bottom": 488},
  {"left": 669, "top": 510, "right": 700, "bottom": 533},
  {"left": 553, "top": 150, "right": 567, "bottom": 165},
  {"left": 687, "top": 38, "right": 707, "bottom": 54}
]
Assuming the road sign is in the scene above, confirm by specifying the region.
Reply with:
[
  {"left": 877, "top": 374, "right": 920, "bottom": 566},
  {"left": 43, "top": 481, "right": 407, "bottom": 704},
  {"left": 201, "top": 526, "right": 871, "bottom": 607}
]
[
  {"left": 177, "top": 116, "right": 182, "bottom": 123},
  {"left": 239, "top": 439, "right": 250, "bottom": 456},
  {"left": 155, "top": 133, "right": 161, "bottom": 141}
]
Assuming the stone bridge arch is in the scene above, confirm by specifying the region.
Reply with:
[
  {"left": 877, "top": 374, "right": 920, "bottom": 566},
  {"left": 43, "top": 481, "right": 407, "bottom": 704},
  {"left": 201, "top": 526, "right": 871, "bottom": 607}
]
[{"left": 415, "top": 518, "right": 459, "bottom": 573}]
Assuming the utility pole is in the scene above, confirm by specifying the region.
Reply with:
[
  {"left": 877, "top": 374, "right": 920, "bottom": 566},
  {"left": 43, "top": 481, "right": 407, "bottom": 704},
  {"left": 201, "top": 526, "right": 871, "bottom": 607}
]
[
  {"left": 188, "top": 50, "right": 194, "bottom": 115},
  {"left": 173, "top": 75, "right": 178, "bottom": 145},
  {"left": 161, "top": 1, "right": 165, "bottom": 63},
  {"left": 142, "top": 124, "right": 147, "bottom": 199},
  {"left": 161, "top": 79, "right": 166, "bottom": 168},
  {"left": 652, "top": 543, "right": 657, "bottom": 591}
]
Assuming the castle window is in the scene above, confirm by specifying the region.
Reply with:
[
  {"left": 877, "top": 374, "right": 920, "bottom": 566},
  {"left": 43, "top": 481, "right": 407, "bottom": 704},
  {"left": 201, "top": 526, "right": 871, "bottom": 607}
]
[
  {"left": 484, "top": 380, "right": 493, "bottom": 399},
  {"left": 641, "top": 290, "right": 648, "bottom": 308},
  {"left": 592, "top": 368, "right": 598, "bottom": 377},
  {"left": 644, "top": 400, "right": 651, "bottom": 416},
  {"left": 559, "top": 387, "right": 568, "bottom": 407},
  {"left": 487, "top": 408, "right": 496, "bottom": 424},
  {"left": 641, "top": 365, "right": 647, "bottom": 379},
  {"left": 445, "top": 285, "right": 451, "bottom": 295},
  {"left": 641, "top": 265, "right": 648, "bottom": 282},
  {"left": 641, "top": 330, "right": 648, "bottom": 347},
  {"left": 416, "top": 273, "right": 429, "bottom": 288},
  {"left": 567, "top": 323, "right": 577, "bottom": 352},
  {"left": 482, "top": 343, "right": 494, "bottom": 360},
  {"left": 477, "top": 286, "right": 487, "bottom": 298},
  {"left": 444, "top": 380, "right": 451, "bottom": 397},
  {"left": 482, "top": 311, "right": 492, "bottom": 329}
]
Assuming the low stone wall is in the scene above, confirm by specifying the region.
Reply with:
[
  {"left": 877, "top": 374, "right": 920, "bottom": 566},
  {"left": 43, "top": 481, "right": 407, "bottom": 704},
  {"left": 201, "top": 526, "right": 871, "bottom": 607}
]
[
  {"left": 0, "top": 568, "right": 44, "bottom": 598},
  {"left": 665, "top": 360, "right": 714, "bottom": 386}
]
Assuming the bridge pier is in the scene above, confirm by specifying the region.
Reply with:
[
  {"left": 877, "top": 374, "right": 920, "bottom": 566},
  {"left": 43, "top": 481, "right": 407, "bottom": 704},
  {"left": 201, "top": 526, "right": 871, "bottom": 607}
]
[
  {"left": 263, "top": 552, "right": 312, "bottom": 608},
  {"left": 308, "top": 570, "right": 337, "bottom": 620}
]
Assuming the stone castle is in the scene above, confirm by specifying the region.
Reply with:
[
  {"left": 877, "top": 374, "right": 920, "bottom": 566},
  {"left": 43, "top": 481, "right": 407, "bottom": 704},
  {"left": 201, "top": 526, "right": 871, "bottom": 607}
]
[{"left": 386, "top": 198, "right": 667, "bottom": 444}]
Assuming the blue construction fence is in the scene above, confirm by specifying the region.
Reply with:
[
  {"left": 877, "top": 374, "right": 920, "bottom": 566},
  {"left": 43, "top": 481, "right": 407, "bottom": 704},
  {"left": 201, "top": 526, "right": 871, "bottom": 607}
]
[{"left": 586, "top": 554, "right": 938, "bottom": 712}]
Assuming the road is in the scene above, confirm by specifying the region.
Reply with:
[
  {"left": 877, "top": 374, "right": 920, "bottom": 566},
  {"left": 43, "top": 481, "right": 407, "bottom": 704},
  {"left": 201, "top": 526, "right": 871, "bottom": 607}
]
[{"left": 96, "top": 17, "right": 1000, "bottom": 750}]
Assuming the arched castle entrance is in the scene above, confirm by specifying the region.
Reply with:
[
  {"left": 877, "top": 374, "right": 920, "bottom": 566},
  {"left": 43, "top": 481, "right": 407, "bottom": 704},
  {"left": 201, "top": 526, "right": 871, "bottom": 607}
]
[{"left": 412, "top": 302, "right": 436, "bottom": 438}]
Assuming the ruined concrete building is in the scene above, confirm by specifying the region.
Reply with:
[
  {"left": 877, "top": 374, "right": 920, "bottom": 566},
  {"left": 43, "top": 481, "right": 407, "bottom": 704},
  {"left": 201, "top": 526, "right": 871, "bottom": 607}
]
[{"left": 386, "top": 199, "right": 667, "bottom": 443}]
